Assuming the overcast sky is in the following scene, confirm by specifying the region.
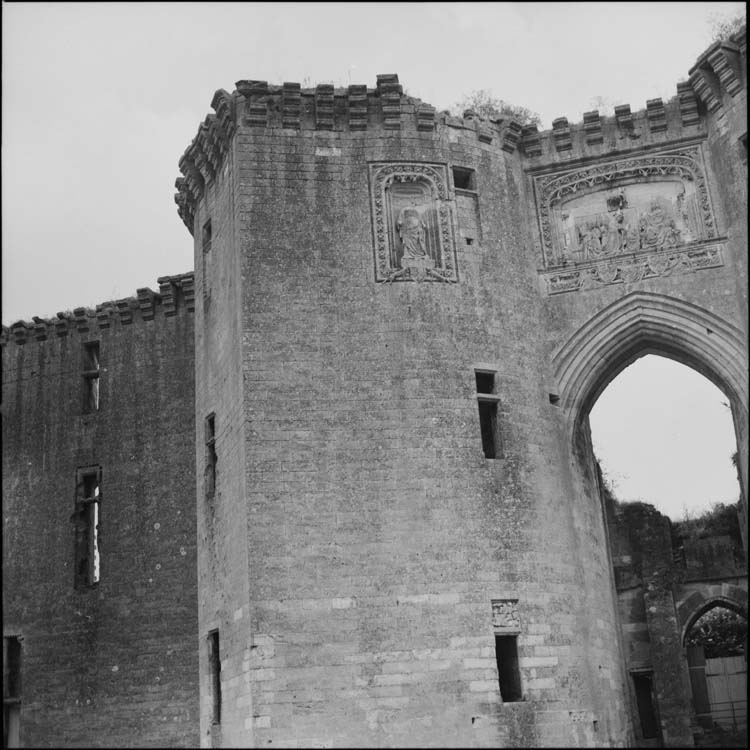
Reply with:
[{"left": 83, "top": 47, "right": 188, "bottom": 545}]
[{"left": 2, "top": 2, "right": 744, "bottom": 519}]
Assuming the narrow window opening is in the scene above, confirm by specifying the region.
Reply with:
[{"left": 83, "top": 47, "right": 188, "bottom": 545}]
[
  {"left": 453, "top": 166, "right": 476, "bottom": 191},
  {"left": 3, "top": 636, "right": 21, "bottom": 749},
  {"left": 495, "top": 635, "right": 523, "bottom": 702},
  {"left": 208, "top": 630, "right": 221, "bottom": 724},
  {"left": 74, "top": 467, "right": 101, "bottom": 588},
  {"left": 82, "top": 342, "right": 100, "bottom": 413},
  {"left": 478, "top": 401, "right": 498, "bottom": 459},
  {"left": 549, "top": 393, "right": 560, "bottom": 405},
  {"left": 205, "top": 413, "right": 217, "bottom": 499},
  {"left": 475, "top": 370, "right": 502, "bottom": 459},
  {"left": 632, "top": 672, "right": 659, "bottom": 739},
  {"left": 202, "top": 220, "right": 213, "bottom": 254},
  {"left": 202, "top": 220, "right": 213, "bottom": 306}
]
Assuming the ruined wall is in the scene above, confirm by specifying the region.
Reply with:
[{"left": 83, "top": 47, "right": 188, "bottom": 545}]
[
  {"left": 1, "top": 276, "right": 199, "bottom": 748},
  {"left": 609, "top": 501, "right": 748, "bottom": 745}
]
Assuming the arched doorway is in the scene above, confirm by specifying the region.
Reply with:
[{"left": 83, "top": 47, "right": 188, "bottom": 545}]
[
  {"left": 684, "top": 602, "right": 747, "bottom": 744},
  {"left": 552, "top": 291, "right": 748, "bottom": 540},
  {"left": 551, "top": 291, "right": 749, "bottom": 747}
]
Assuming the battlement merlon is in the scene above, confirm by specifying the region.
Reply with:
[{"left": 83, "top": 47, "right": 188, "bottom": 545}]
[{"left": 0, "top": 272, "right": 195, "bottom": 347}]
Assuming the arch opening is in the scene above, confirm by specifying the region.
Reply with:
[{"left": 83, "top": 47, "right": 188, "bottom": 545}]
[
  {"left": 589, "top": 354, "right": 741, "bottom": 521},
  {"left": 683, "top": 603, "right": 747, "bottom": 740},
  {"left": 552, "top": 291, "right": 748, "bottom": 533}
]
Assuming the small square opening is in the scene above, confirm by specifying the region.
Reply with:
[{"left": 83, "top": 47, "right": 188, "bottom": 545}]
[
  {"left": 452, "top": 167, "right": 476, "bottom": 191},
  {"left": 475, "top": 371, "right": 495, "bottom": 394}
]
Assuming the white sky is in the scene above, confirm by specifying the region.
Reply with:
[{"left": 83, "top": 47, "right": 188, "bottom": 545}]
[{"left": 2, "top": 2, "right": 744, "bottom": 519}]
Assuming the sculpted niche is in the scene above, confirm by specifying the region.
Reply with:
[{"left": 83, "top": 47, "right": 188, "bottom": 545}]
[
  {"left": 533, "top": 146, "right": 724, "bottom": 294},
  {"left": 369, "top": 163, "right": 458, "bottom": 283}
]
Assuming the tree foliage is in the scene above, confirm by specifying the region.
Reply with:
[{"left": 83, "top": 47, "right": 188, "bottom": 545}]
[
  {"left": 672, "top": 500, "right": 742, "bottom": 546},
  {"left": 710, "top": 11, "right": 746, "bottom": 42},
  {"left": 451, "top": 89, "right": 542, "bottom": 127},
  {"left": 686, "top": 606, "right": 747, "bottom": 658}
]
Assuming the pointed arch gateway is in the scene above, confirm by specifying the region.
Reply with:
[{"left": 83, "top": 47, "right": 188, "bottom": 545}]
[{"left": 551, "top": 291, "right": 748, "bottom": 488}]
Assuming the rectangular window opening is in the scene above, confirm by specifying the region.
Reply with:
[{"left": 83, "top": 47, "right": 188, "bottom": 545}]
[
  {"left": 475, "top": 369, "right": 502, "bottom": 459},
  {"left": 202, "top": 220, "right": 213, "bottom": 254},
  {"left": 632, "top": 672, "right": 659, "bottom": 740},
  {"left": 3, "top": 636, "right": 21, "bottom": 749},
  {"left": 478, "top": 400, "right": 498, "bottom": 459},
  {"left": 495, "top": 635, "right": 523, "bottom": 702},
  {"left": 74, "top": 467, "right": 101, "bottom": 588},
  {"left": 82, "top": 342, "right": 100, "bottom": 413},
  {"left": 202, "top": 219, "right": 212, "bottom": 306},
  {"left": 205, "top": 413, "right": 217, "bottom": 499},
  {"left": 549, "top": 393, "right": 560, "bottom": 405},
  {"left": 452, "top": 166, "right": 476, "bottom": 191},
  {"left": 208, "top": 630, "right": 221, "bottom": 724}
]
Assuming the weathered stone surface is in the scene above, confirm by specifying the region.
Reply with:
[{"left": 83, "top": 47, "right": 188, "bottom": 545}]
[{"left": 3, "top": 24, "right": 748, "bottom": 749}]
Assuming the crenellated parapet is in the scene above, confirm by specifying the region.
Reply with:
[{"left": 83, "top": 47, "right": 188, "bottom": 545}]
[
  {"left": 521, "top": 93, "right": 706, "bottom": 164},
  {"left": 175, "top": 89, "right": 235, "bottom": 234},
  {"left": 174, "top": 74, "right": 526, "bottom": 233},
  {"left": 1, "top": 272, "right": 194, "bottom": 347},
  {"left": 522, "top": 25, "right": 746, "bottom": 165},
  {"left": 689, "top": 25, "right": 746, "bottom": 112}
]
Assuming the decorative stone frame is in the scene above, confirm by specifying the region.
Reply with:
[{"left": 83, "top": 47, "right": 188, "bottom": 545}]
[
  {"left": 532, "top": 146, "right": 722, "bottom": 293},
  {"left": 368, "top": 162, "right": 458, "bottom": 283}
]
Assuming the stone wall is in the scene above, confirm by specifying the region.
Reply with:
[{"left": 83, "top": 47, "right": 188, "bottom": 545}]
[
  {"left": 2, "top": 22, "right": 746, "bottom": 750},
  {"left": 1, "top": 276, "right": 199, "bottom": 748}
]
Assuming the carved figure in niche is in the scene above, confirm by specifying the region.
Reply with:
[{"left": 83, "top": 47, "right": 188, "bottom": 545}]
[
  {"left": 606, "top": 208, "right": 629, "bottom": 253},
  {"left": 639, "top": 200, "right": 681, "bottom": 250},
  {"left": 397, "top": 207, "right": 428, "bottom": 261}
]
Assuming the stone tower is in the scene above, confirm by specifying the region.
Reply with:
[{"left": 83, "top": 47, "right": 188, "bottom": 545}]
[{"left": 174, "top": 29, "right": 746, "bottom": 747}]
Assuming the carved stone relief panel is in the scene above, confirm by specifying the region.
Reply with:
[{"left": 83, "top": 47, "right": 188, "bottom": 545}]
[
  {"left": 532, "top": 146, "right": 723, "bottom": 293},
  {"left": 491, "top": 598, "right": 520, "bottom": 632},
  {"left": 369, "top": 163, "right": 458, "bottom": 283}
]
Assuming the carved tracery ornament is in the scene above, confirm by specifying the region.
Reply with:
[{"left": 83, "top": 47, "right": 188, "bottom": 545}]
[
  {"left": 369, "top": 163, "right": 458, "bottom": 283},
  {"left": 533, "top": 147, "right": 718, "bottom": 269},
  {"left": 532, "top": 146, "right": 724, "bottom": 294}
]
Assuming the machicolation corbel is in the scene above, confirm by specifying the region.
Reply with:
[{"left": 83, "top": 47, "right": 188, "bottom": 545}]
[
  {"left": 347, "top": 85, "right": 368, "bottom": 130},
  {"left": 688, "top": 68, "right": 722, "bottom": 114},
  {"left": 552, "top": 117, "right": 572, "bottom": 152},
  {"left": 583, "top": 110, "right": 603, "bottom": 145},
  {"left": 282, "top": 82, "right": 302, "bottom": 129},
  {"left": 376, "top": 74, "right": 402, "bottom": 130},
  {"left": 53, "top": 313, "right": 69, "bottom": 338},
  {"left": 237, "top": 80, "right": 269, "bottom": 127},
  {"left": 646, "top": 98, "right": 667, "bottom": 133},
  {"left": 315, "top": 83, "right": 335, "bottom": 130},
  {"left": 73, "top": 308, "right": 90, "bottom": 333},
  {"left": 500, "top": 120, "right": 522, "bottom": 153},
  {"left": 676, "top": 81, "right": 701, "bottom": 126},
  {"left": 521, "top": 125, "right": 542, "bottom": 157},
  {"left": 706, "top": 43, "right": 743, "bottom": 98},
  {"left": 32, "top": 317, "right": 47, "bottom": 342}
]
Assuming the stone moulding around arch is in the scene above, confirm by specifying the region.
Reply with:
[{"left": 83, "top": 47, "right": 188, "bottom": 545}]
[{"left": 550, "top": 291, "right": 749, "bottom": 440}]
